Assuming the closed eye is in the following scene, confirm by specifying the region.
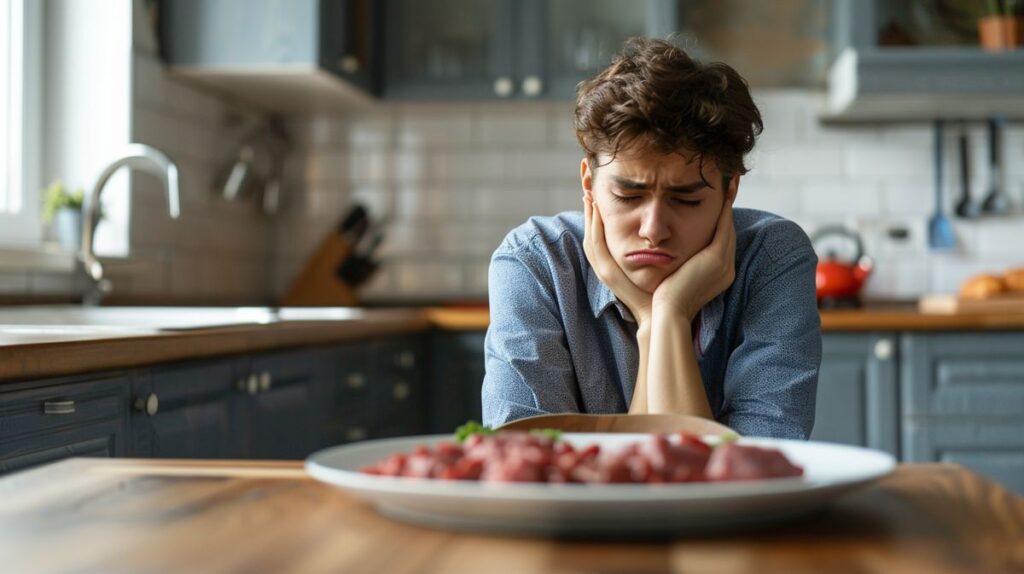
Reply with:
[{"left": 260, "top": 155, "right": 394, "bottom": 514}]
[
  {"left": 673, "top": 198, "right": 702, "bottom": 207},
  {"left": 611, "top": 193, "right": 642, "bottom": 204}
]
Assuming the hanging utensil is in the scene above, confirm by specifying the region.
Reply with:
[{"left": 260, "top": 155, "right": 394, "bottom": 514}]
[
  {"left": 980, "top": 116, "right": 1010, "bottom": 215},
  {"left": 928, "top": 120, "right": 957, "bottom": 250},
  {"left": 954, "top": 129, "right": 976, "bottom": 218}
]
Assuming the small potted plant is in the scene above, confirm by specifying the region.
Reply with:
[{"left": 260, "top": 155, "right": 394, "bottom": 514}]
[
  {"left": 979, "top": 0, "right": 1023, "bottom": 51},
  {"left": 41, "top": 179, "right": 87, "bottom": 251}
]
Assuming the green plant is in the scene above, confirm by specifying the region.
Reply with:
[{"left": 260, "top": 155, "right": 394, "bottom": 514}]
[
  {"left": 41, "top": 180, "right": 87, "bottom": 224},
  {"left": 987, "top": 0, "right": 1022, "bottom": 16}
]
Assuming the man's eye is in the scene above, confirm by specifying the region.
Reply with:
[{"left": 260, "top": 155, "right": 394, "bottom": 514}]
[
  {"left": 612, "top": 194, "right": 641, "bottom": 203},
  {"left": 673, "top": 199, "right": 702, "bottom": 207}
]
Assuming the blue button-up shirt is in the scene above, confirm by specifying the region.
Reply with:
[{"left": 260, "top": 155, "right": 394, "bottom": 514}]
[{"left": 481, "top": 208, "right": 821, "bottom": 439}]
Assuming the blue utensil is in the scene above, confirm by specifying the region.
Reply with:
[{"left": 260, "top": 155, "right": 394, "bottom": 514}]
[{"left": 928, "top": 120, "right": 957, "bottom": 250}]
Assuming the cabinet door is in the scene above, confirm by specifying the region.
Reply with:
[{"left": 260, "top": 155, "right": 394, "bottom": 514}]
[
  {"left": 384, "top": 0, "right": 516, "bottom": 99},
  {"left": 133, "top": 361, "right": 237, "bottom": 459},
  {"left": 243, "top": 349, "right": 324, "bottom": 459},
  {"left": 0, "top": 377, "right": 130, "bottom": 475},
  {"left": 811, "top": 333, "right": 899, "bottom": 456},
  {"left": 318, "top": 343, "right": 376, "bottom": 447},
  {"left": 517, "top": 0, "right": 676, "bottom": 100},
  {"left": 901, "top": 332, "right": 1024, "bottom": 494},
  {"left": 373, "top": 337, "right": 428, "bottom": 438},
  {"left": 429, "top": 331, "right": 486, "bottom": 433},
  {"left": 319, "top": 0, "right": 383, "bottom": 93}
]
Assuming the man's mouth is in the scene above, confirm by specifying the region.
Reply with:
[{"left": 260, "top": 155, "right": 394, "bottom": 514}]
[{"left": 625, "top": 250, "right": 676, "bottom": 266}]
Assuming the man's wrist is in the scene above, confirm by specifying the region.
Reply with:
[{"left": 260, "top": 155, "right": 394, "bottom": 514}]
[{"left": 652, "top": 297, "right": 697, "bottom": 323}]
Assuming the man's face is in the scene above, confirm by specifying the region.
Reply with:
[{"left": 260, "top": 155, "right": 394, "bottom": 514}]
[{"left": 581, "top": 148, "right": 736, "bottom": 294}]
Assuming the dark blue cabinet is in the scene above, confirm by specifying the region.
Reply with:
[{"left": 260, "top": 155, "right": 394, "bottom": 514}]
[
  {"left": 812, "top": 333, "right": 899, "bottom": 456},
  {"left": 384, "top": 0, "right": 675, "bottom": 100},
  {"left": 901, "top": 333, "right": 1024, "bottom": 494},
  {"left": 428, "top": 331, "right": 486, "bottom": 433},
  {"left": 0, "top": 377, "right": 130, "bottom": 474},
  {"left": 132, "top": 361, "right": 238, "bottom": 459}
]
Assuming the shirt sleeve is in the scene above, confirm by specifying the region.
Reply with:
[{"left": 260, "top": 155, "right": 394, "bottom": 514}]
[
  {"left": 720, "top": 225, "right": 822, "bottom": 439},
  {"left": 481, "top": 246, "right": 583, "bottom": 427}
]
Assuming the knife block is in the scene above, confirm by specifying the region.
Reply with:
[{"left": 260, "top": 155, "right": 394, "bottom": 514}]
[{"left": 280, "top": 231, "right": 358, "bottom": 307}]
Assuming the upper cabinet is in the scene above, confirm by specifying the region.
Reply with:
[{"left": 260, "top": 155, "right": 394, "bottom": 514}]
[
  {"left": 160, "top": 0, "right": 382, "bottom": 112},
  {"left": 824, "top": 0, "right": 1024, "bottom": 122},
  {"left": 383, "top": 0, "right": 677, "bottom": 100}
]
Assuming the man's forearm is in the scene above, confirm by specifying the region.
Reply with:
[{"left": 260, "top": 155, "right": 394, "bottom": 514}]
[
  {"left": 628, "top": 323, "right": 651, "bottom": 414},
  {"left": 646, "top": 309, "right": 712, "bottom": 418}
]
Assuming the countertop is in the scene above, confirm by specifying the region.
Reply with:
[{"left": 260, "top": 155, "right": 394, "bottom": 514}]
[
  {"left": 0, "top": 458, "right": 1020, "bottom": 574},
  {"left": 3, "top": 305, "right": 1024, "bottom": 384}
]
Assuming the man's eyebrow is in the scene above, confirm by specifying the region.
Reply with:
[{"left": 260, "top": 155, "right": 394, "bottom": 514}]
[{"left": 611, "top": 176, "right": 709, "bottom": 194}]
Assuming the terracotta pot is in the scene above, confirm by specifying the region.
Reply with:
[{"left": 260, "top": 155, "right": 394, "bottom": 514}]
[{"left": 978, "top": 15, "right": 1022, "bottom": 52}]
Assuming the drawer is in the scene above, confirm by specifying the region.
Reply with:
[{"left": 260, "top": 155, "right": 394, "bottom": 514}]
[
  {"left": 0, "top": 377, "right": 130, "bottom": 440},
  {"left": 903, "top": 418, "right": 1024, "bottom": 494},
  {"left": 902, "top": 333, "right": 1024, "bottom": 417}
]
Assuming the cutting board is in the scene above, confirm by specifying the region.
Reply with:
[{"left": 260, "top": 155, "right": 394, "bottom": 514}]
[{"left": 918, "top": 293, "right": 1024, "bottom": 315}]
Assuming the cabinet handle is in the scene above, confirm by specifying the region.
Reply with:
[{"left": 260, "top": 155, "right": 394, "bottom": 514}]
[
  {"left": 259, "top": 371, "right": 272, "bottom": 393},
  {"left": 133, "top": 393, "right": 160, "bottom": 416},
  {"left": 237, "top": 374, "right": 260, "bottom": 395},
  {"left": 344, "top": 426, "right": 368, "bottom": 442},
  {"left": 521, "top": 76, "right": 543, "bottom": 97},
  {"left": 393, "top": 382, "right": 411, "bottom": 401},
  {"left": 397, "top": 351, "right": 416, "bottom": 369},
  {"left": 346, "top": 373, "right": 366, "bottom": 389},
  {"left": 874, "top": 338, "right": 894, "bottom": 360},
  {"left": 493, "top": 76, "right": 513, "bottom": 98},
  {"left": 339, "top": 55, "right": 360, "bottom": 74},
  {"left": 43, "top": 400, "right": 75, "bottom": 415}
]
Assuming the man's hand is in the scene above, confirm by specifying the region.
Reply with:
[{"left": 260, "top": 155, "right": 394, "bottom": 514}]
[
  {"left": 583, "top": 195, "right": 652, "bottom": 326},
  {"left": 652, "top": 197, "right": 737, "bottom": 322}
]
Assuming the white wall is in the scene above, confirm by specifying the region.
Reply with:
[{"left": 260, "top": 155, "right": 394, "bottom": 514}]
[{"left": 276, "top": 93, "right": 1024, "bottom": 303}]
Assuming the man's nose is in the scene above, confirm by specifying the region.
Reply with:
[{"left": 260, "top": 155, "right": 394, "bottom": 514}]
[{"left": 639, "top": 201, "right": 671, "bottom": 246}]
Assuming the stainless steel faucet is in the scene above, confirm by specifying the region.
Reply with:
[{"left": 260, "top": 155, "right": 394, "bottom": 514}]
[{"left": 80, "top": 144, "right": 181, "bottom": 304}]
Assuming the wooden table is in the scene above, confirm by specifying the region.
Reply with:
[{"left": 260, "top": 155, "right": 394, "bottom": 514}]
[{"left": 0, "top": 459, "right": 1021, "bottom": 574}]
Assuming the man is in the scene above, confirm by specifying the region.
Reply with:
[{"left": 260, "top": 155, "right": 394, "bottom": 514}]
[{"left": 481, "top": 38, "right": 821, "bottom": 439}]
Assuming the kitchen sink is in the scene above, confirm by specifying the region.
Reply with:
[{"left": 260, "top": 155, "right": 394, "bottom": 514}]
[{"left": 0, "top": 306, "right": 277, "bottom": 331}]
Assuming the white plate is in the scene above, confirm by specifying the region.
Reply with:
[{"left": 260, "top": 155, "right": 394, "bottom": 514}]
[{"left": 305, "top": 433, "right": 896, "bottom": 536}]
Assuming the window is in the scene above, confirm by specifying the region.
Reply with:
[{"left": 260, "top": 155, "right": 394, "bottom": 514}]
[{"left": 0, "top": 0, "right": 41, "bottom": 247}]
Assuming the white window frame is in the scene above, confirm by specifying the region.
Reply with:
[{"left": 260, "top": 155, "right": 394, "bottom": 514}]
[{"left": 0, "top": 0, "right": 42, "bottom": 247}]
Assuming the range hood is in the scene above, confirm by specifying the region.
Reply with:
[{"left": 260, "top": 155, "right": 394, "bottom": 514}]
[{"left": 823, "top": 47, "right": 1024, "bottom": 123}]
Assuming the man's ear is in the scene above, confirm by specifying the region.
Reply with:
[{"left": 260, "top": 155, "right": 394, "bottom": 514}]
[
  {"left": 581, "top": 158, "right": 594, "bottom": 199},
  {"left": 727, "top": 174, "right": 740, "bottom": 203}
]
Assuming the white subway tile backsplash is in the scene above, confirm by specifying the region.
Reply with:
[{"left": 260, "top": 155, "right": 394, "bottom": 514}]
[
  {"left": 429, "top": 151, "right": 505, "bottom": 182},
  {"left": 348, "top": 151, "right": 392, "bottom": 184},
  {"left": 734, "top": 178, "right": 803, "bottom": 217},
  {"left": 761, "top": 145, "right": 843, "bottom": 178},
  {"left": 802, "top": 183, "right": 882, "bottom": 217},
  {"left": 844, "top": 143, "right": 932, "bottom": 179},
  {"left": 476, "top": 110, "right": 548, "bottom": 145},
  {"left": 397, "top": 107, "right": 474, "bottom": 148}
]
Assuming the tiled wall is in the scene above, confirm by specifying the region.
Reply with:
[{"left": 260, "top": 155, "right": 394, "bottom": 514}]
[{"left": 279, "top": 92, "right": 1024, "bottom": 303}]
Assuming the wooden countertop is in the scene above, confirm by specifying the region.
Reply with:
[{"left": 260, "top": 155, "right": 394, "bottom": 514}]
[
  {"left": 0, "top": 309, "right": 431, "bottom": 383},
  {"left": 427, "top": 305, "right": 1024, "bottom": 332},
  {"left": 0, "top": 458, "right": 1020, "bottom": 574},
  {"left": 3, "top": 304, "right": 1024, "bottom": 384}
]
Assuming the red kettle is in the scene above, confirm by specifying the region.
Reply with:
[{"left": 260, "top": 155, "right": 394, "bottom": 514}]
[{"left": 810, "top": 225, "right": 873, "bottom": 306}]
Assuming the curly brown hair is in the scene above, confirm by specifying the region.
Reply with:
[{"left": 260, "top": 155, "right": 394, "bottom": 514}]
[{"left": 574, "top": 37, "right": 763, "bottom": 185}]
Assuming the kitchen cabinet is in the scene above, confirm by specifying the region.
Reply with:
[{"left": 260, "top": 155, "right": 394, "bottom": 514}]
[
  {"left": 825, "top": 0, "right": 1024, "bottom": 121},
  {"left": 811, "top": 333, "right": 899, "bottom": 456},
  {"left": 132, "top": 360, "right": 241, "bottom": 459},
  {"left": 428, "top": 331, "right": 486, "bottom": 433},
  {"left": 373, "top": 337, "right": 429, "bottom": 438},
  {"left": 238, "top": 349, "right": 325, "bottom": 459},
  {"left": 0, "top": 377, "right": 130, "bottom": 474},
  {"left": 161, "top": 0, "right": 382, "bottom": 110},
  {"left": 901, "top": 333, "right": 1024, "bottom": 494},
  {"left": 383, "top": 0, "right": 675, "bottom": 100}
]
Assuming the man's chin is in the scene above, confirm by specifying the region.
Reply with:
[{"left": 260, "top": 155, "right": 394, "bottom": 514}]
[{"left": 627, "top": 270, "right": 665, "bottom": 294}]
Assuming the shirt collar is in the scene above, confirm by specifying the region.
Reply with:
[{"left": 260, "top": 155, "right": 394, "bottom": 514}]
[{"left": 586, "top": 264, "right": 725, "bottom": 353}]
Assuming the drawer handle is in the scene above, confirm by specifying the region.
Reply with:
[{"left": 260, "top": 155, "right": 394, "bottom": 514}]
[
  {"left": 258, "top": 371, "right": 272, "bottom": 393},
  {"left": 345, "top": 426, "right": 368, "bottom": 442},
  {"left": 874, "top": 339, "right": 894, "bottom": 361},
  {"left": 43, "top": 400, "right": 76, "bottom": 415},
  {"left": 393, "top": 382, "right": 411, "bottom": 401},
  {"left": 397, "top": 351, "right": 416, "bottom": 369},
  {"left": 134, "top": 393, "right": 160, "bottom": 416},
  {"left": 237, "top": 375, "right": 259, "bottom": 395},
  {"left": 346, "top": 373, "right": 366, "bottom": 389}
]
